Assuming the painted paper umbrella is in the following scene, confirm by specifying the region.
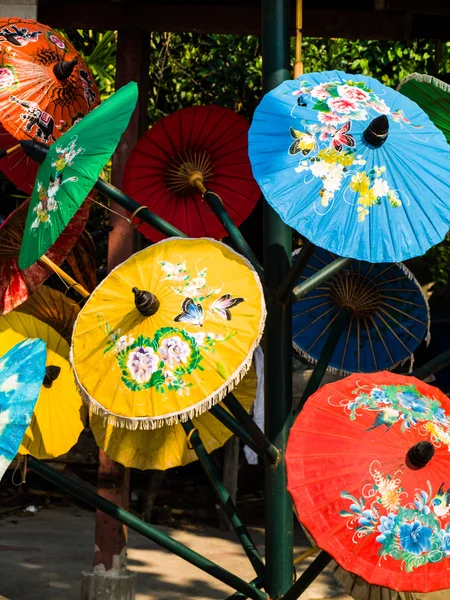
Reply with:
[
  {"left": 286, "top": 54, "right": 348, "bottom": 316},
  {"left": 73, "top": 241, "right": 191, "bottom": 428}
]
[
  {"left": 71, "top": 238, "right": 265, "bottom": 429},
  {"left": 286, "top": 371, "right": 450, "bottom": 592},
  {"left": 17, "top": 285, "right": 80, "bottom": 344},
  {"left": 0, "top": 125, "right": 37, "bottom": 194},
  {"left": 398, "top": 74, "right": 450, "bottom": 144},
  {"left": 90, "top": 360, "right": 257, "bottom": 470},
  {"left": 0, "top": 197, "right": 90, "bottom": 315},
  {"left": 248, "top": 70, "right": 450, "bottom": 263},
  {"left": 122, "top": 105, "right": 261, "bottom": 241},
  {"left": 0, "top": 335, "right": 46, "bottom": 481},
  {"left": 292, "top": 247, "right": 429, "bottom": 374},
  {"left": 18, "top": 81, "right": 138, "bottom": 270},
  {"left": 0, "top": 312, "right": 85, "bottom": 459},
  {"left": 0, "top": 17, "right": 99, "bottom": 143}
]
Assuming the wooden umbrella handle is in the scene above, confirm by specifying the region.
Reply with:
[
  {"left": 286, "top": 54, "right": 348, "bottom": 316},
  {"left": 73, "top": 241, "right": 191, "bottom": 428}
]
[{"left": 39, "top": 254, "right": 90, "bottom": 299}]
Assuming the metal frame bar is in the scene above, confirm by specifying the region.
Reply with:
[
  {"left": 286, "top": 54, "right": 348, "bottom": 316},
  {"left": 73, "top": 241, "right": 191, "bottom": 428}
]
[
  {"left": 411, "top": 349, "right": 450, "bottom": 381},
  {"left": 281, "top": 552, "right": 332, "bottom": 600},
  {"left": 28, "top": 457, "right": 268, "bottom": 600},
  {"left": 277, "top": 241, "right": 314, "bottom": 304},
  {"left": 291, "top": 257, "right": 351, "bottom": 301},
  {"left": 181, "top": 420, "right": 266, "bottom": 578}
]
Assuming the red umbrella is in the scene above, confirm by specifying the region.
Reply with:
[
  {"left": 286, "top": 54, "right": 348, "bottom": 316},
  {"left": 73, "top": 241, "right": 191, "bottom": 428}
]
[
  {"left": 286, "top": 371, "right": 450, "bottom": 593},
  {"left": 0, "top": 125, "right": 37, "bottom": 194},
  {"left": 122, "top": 105, "right": 261, "bottom": 241},
  {"left": 0, "top": 197, "right": 90, "bottom": 314}
]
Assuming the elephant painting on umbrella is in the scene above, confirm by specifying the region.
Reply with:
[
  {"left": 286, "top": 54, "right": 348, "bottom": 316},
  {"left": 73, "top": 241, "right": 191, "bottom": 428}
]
[{"left": 9, "top": 95, "right": 62, "bottom": 143}]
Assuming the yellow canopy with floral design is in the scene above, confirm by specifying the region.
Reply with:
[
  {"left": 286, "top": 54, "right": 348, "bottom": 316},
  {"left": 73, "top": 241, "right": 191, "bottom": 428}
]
[
  {"left": 71, "top": 238, "right": 265, "bottom": 428},
  {"left": 90, "top": 360, "right": 257, "bottom": 470}
]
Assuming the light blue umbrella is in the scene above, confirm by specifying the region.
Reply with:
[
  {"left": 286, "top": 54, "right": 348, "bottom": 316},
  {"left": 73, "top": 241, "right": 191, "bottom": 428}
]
[
  {"left": 292, "top": 247, "right": 430, "bottom": 374},
  {"left": 248, "top": 70, "right": 450, "bottom": 263},
  {"left": 0, "top": 337, "right": 46, "bottom": 481}
]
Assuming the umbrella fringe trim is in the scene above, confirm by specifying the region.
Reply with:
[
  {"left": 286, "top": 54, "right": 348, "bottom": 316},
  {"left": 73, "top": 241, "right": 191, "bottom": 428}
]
[
  {"left": 70, "top": 236, "right": 266, "bottom": 430},
  {"left": 397, "top": 72, "right": 450, "bottom": 95}
]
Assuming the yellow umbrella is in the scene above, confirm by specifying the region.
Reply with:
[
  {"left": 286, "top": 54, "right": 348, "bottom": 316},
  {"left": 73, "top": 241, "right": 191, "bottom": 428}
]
[
  {"left": 90, "top": 361, "right": 257, "bottom": 470},
  {"left": 72, "top": 238, "right": 265, "bottom": 429},
  {"left": 0, "top": 312, "right": 85, "bottom": 459},
  {"left": 16, "top": 285, "right": 80, "bottom": 343}
]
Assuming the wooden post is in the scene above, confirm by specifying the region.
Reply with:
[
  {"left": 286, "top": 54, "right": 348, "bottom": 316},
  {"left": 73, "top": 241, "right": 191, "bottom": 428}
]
[{"left": 82, "top": 28, "right": 150, "bottom": 600}]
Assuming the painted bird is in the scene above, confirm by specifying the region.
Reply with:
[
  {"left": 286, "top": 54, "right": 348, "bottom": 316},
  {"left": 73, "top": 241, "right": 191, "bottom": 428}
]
[
  {"left": 366, "top": 408, "right": 400, "bottom": 432},
  {"left": 432, "top": 483, "right": 450, "bottom": 518}
]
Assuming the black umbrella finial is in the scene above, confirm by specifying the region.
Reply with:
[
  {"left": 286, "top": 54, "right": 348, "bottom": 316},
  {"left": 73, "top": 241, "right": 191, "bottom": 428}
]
[
  {"left": 363, "top": 115, "right": 389, "bottom": 147},
  {"left": 407, "top": 441, "right": 435, "bottom": 469},
  {"left": 43, "top": 365, "right": 61, "bottom": 389},
  {"left": 132, "top": 287, "right": 160, "bottom": 317},
  {"left": 20, "top": 139, "right": 49, "bottom": 164},
  {"left": 53, "top": 58, "right": 78, "bottom": 81}
]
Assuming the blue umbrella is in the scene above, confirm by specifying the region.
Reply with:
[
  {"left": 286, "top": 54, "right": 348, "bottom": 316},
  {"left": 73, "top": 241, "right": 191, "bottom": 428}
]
[
  {"left": 0, "top": 336, "right": 46, "bottom": 480},
  {"left": 248, "top": 70, "right": 450, "bottom": 263},
  {"left": 292, "top": 247, "right": 429, "bottom": 374}
]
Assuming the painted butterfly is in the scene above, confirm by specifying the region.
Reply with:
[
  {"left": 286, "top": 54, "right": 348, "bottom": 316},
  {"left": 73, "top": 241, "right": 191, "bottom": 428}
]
[
  {"left": 330, "top": 121, "right": 355, "bottom": 153},
  {"left": 289, "top": 126, "right": 318, "bottom": 157},
  {"left": 174, "top": 298, "right": 204, "bottom": 327},
  {"left": 209, "top": 294, "right": 244, "bottom": 321}
]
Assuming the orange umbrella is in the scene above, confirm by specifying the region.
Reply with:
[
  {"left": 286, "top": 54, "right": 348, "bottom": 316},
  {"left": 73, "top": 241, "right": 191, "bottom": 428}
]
[{"left": 0, "top": 17, "right": 99, "bottom": 143}]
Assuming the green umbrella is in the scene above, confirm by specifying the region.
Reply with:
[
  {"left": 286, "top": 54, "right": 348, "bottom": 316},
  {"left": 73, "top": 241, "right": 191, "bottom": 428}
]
[
  {"left": 398, "top": 73, "right": 450, "bottom": 143},
  {"left": 18, "top": 82, "right": 138, "bottom": 270}
]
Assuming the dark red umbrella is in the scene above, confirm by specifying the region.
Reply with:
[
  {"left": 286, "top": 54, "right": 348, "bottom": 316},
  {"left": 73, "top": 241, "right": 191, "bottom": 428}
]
[
  {"left": 0, "top": 197, "right": 90, "bottom": 314},
  {"left": 122, "top": 105, "right": 261, "bottom": 241},
  {"left": 0, "top": 125, "right": 37, "bottom": 194}
]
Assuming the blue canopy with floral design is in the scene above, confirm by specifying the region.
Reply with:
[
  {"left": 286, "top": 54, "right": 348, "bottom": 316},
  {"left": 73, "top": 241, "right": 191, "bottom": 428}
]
[{"left": 248, "top": 70, "right": 450, "bottom": 263}]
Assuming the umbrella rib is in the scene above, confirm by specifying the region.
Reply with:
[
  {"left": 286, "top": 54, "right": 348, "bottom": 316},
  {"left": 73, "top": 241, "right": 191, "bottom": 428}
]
[
  {"left": 380, "top": 301, "right": 427, "bottom": 327},
  {"left": 364, "top": 317, "right": 378, "bottom": 372},
  {"left": 369, "top": 315, "right": 394, "bottom": 365},
  {"left": 306, "top": 310, "right": 339, "bottom": 354},
  {"left": 293, "top": 306, "right": 336, "bottom": 338},
  {"left": 292, "top": 300, "right": 333, "bottom": 318},
  {"left": 377, "top": 307, "right": 422, "bottom": 344},
  {"left": 381, "top": 295, "right": 427, "bottom": 308},
  {"left": 374, "top": 312, "right": 414, "bottom": 355},
  {"left": 339, "top": 316, "right": 353, "bottom": 372}
]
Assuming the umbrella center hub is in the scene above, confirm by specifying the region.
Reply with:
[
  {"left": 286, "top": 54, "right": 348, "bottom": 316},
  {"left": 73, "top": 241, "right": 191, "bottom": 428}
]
[
  {"left": 330, "top": 273, "right": 381, "bottom": 318},
  {"left": 407, "top": 441, "right": 435, "bottom": 469},
  {"left": 43, "top": 365, "right": 61, "bottom": 388},
  {"left": 132, "top": 287, "right": 160, "bottom": 317},
  {"left": 165, "top": 150, "right": 213, "bottom": 196}
]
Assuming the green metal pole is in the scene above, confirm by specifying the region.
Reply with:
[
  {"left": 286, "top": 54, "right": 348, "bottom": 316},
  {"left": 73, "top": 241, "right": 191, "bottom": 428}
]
[
  {"left": 281, "top": 552, "right": 332, "bottom": 600},
  {"left": 262, "top": 0, "right": 293, "bottom": 597},
  {"left": 210, "top": 404, "right": 272, "bottom": 462},
  {"left": 411, "top": 349, "right": 450, "bottom": 381},
  {"left": 95, "top": 178, "right": 187, "bottom": 239},
  {"left": 222, "top": 393, "right": 279, "bottom": 464},
  {"left": 181, "top": 420, "right": 265, "bottom": 578},
  {"left": 204, "top": 190, "right": 264, "bottom": 281},
  {"left": 291, "top": 257, "right": 352, "bottom": 301},
  {"left": 225, "top": 576, "right": 265, "bottom": 599},
  {"left": 295, "top": 309, "right": 350, "bottom": 417},
  {"left": 28, "top": 457, "right": 268, "bottom": 600},
  {"left": 277, "top": 241, "right": 314, "bottom": 305}
]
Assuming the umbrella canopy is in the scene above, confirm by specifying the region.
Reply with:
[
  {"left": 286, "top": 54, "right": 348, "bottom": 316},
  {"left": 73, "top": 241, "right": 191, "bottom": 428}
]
[
  {"left": 292, "top": 247, "right": 429, "bottom": 374},
  {"left": 122, "top": 105, "right": 261, "bottom": 241},
  {"left": 0, "top": 17, "right": 99, "bottom": 143},
  {"left": 398, "top": 74, "right": 450, "bottom": 143},
  {"left": 286, "top": 371, "right": 450, "bottom": 592},
  {"left": 0, "top": 312, "right": 84, "bottom": 459},
  {"left": 16, "top": 285, "right": 80, "bottom": 343},
  {"left": 71, "top": 237, "right": 265, "bottom": 429},
  {"left": 18, "top": 81, "right": 138, "bottom": 270},
  {"left": 0, "top": 125, "right": 37, "bottom": 194},
  {"left": 90, "top": 360, "right": 257, "bottom": 470},
  {"left": 248, "top": 70, "right": 450, "bottom": 263},
  {"left": 0, "top": 335, "right": 46, "bottom": 480},
  {"left": 0, "top": 197, "right": 90, "bottom": 315}
]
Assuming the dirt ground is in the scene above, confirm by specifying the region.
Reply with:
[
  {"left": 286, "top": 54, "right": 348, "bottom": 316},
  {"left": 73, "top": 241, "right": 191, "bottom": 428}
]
[{"left": 0, "top": 506, "right": 350, "bottom": 600}]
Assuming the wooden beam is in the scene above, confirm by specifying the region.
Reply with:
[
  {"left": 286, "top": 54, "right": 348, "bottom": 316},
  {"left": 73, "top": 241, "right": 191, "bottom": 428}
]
[{"left": 38, "top": 1, "right": 434, "bottom": 40}]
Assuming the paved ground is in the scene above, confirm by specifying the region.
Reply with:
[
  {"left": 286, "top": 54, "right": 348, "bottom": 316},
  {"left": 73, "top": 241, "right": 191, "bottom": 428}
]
[{"left": 0, "top": 506, "right": 350, "bottom": 600}]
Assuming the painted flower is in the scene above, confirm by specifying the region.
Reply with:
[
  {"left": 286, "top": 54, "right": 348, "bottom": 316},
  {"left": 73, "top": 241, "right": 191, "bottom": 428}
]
[
  {"left": 358, "top": 508, "right": 377, "bottom": 527},
  {"left": 439, "top": 528, "right": 450, "bottom": 554},
  {"left": 310, "top": 160, "right": 332, "bottom": 179},
  {"left": 295, "top": 160, "right": 310, "bottom": 174},
  {"left": 399, "top": 521, "right": 432, "bottom": 555},
  {"left": 158, "top": 336, "right": 191, "bottom": 369},
  {"left": 0, "top": 67, "right": 14, "bottom": 89},
  {"left": 116, "top": 335, "right": 134, "bottom": 354},
  {"left": 50, "top": 35, "right": 66, "bottom": 49},
  {"left": 321, "top": 189, "right": 333, "bottom": 207},
  {"left": 337, "top": 84, "right": 371, "bottom": 103},
  {"left": 323, "top": 163, "right": 344, "bottom": 193},
  {"left": 367, "top": 98, "right": 390, "bottom": 115},
  {"left": 327, "top": 96, "right": 359, "bottom": 115},
  {"left": 318, "top": 111, "right": 347, "bottom": 125},
  {"left": 193, "top": 332, "right": 207, "bottom": 346},
  {"left": 318, "top": 124, "right": 337, "bottom": 140},
  {"left": 376, "top": 514, "right": 396, "bottom": 544},
  {"left": 354, "top": 155, "right": 367, "bottom": 166},
  {"left": 398, "top": 391, "right": 428, "bottom": 413},
  {"left": 388, "top": 190, "right": 402, "bottom": 208},
  {"left": 126, "top": 347, "right": 159, "bottom": 384},
  {"left": 350, "top": 171, "right": 370, "bottom": 195},
  {"left": 414, "top": 490, "right": 431, "bottom": 515},
  {"left": 371, "top": 388, "right": 390, "bottom": 404},
  {"left": 160, "top": 260, "right": 188, "bottom": 281},
  {"left": 183, "top": 283, "right": 205, "bottom": 298},
  {"left": 372, "top": 178, "right": 390, "bottom": 198},
  {"left": 391, "top": 109, "right": 409, "bottom": 124},
  {"left": 434, "top": 407, "right": 448, "bottom": 426},
  {"left": 162, "top": 367, "right": 176, "bottom": 383},
  {"left": 357, "top": 206, "right": 369, "bottom": 222},
  {"left": 359, "top": 189, "right": 378, "bottom": 208},
  {"left": 208, "top": 332, "right": 224, "bottom": 341},
  {"left": 311, "top": 83, "right": 332, "bottom": 100},
  {"left": 374, "top": 165, "right": 386, "bottom": 177}
]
